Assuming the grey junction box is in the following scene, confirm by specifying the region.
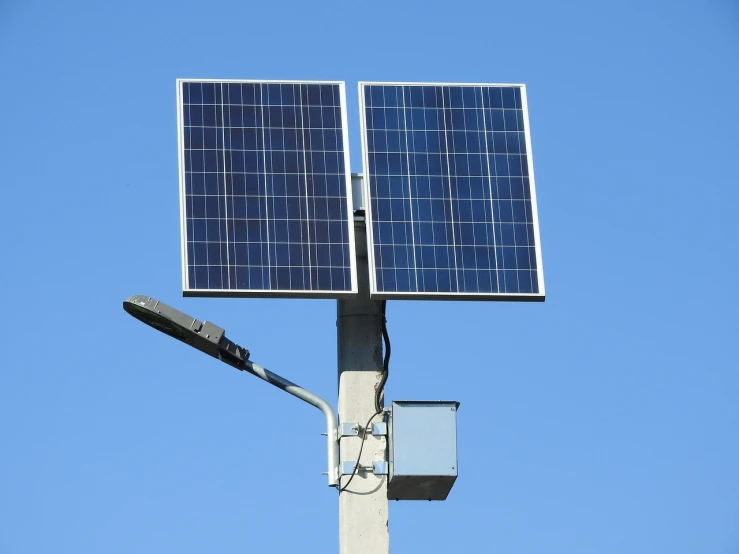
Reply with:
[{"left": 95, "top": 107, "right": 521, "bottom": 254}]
[{"left": 388, "top": 401, "right": 459, "bottom": 501}]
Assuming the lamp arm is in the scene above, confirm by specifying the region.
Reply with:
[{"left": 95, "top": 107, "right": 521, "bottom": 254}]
[{"left": 241, "top": 359, "right": 339, "bottom": 487}]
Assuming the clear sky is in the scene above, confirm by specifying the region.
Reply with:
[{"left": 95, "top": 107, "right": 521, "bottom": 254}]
[{"left": 1, "top": 1, "right": 738, "bottom": 552}]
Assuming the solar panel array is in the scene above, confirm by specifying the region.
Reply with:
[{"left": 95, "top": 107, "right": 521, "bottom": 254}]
[
  {"left": 177, "top": 79, "right": 357, "bottom": 297},
  {"left": 176, "top": 79, "right": 544, "bottom": 302},
  {"left": 360, "top": 82, "right": 544, "bottom": 300}
]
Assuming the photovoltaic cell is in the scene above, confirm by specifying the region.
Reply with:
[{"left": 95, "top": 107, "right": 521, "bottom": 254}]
[
  {"left": 177, "top": 79, "right": 356, "bottom": 297},
  {"left": 360, "top": 82, "right": 545, "bottom": 300}
]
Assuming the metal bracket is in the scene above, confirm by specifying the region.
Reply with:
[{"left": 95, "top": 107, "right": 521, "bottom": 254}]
[
  {"left": 342, "top": 461, "right": 386, "bottom": 475},
  {"left": 341, "top": 461, "right": 359, "bottom": 475},
  {"left": 373, "top": 461, "right": 388, "bottom": 475},
  {"left": 371, "top": 422, "right": 387, "bottom": 436},
  {"left": 340, "top": 423, "right": 360, "bottom": 437}
]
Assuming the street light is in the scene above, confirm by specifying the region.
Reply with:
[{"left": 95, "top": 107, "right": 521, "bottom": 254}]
[
  {"left": 123, "top": 295, "right": 249, "bottom": 369},
  {"left": 122, "top": 295, "right": 340, "bottom": 487}
]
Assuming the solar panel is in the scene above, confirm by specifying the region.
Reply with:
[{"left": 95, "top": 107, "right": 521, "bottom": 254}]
[
  {"left": 177, "top": 79, "right": 357, "bottom": 298},
  {"left": 359, "top": 82, "right": 545, "bottom": 300}
]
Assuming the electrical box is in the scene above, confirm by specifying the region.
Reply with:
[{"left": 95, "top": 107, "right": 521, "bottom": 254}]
[{"left": 388, "top": 400, "right": 459, "bottom": 501}]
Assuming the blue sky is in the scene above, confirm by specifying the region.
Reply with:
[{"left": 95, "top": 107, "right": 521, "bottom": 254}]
[{"left": 1, "top": 1, "right": 738, "bottom": 552}]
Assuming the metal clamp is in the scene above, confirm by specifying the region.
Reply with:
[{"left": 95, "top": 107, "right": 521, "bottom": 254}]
[
  {"left": 342, "top": 461, "right": 388, "bottom": 475},
  {"left": 340, "top": 423, "right": 360, "bottom": 437},
  {"left": 341, "top": 461, "right": 362, "bottom": 475},
  {"left": 371, "top": 422, "right": 387, "bottom": 436},
  {"left": 373, "top": 461, "right": 388, "bottom": 475}
]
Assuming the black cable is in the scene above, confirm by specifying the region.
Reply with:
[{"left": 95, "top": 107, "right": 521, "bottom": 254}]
[
  {"left": 375, "top": 301, "right": 390, "bottom": 414},
  {"left": 340, "top": 302, "right": 391, "bottom": 493}
]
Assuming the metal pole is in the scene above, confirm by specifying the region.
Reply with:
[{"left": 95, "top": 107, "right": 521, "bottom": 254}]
[
  {"left": 243, "top": 359, "right": 339, "bottom": 487},
  {"left": 337, "top": 216, "right": 389, "bottom": 554}
]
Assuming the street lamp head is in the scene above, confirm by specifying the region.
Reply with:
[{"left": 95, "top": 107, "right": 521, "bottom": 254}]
[{"left": 123, "top": 295, "right": 249, "bottom": 369}]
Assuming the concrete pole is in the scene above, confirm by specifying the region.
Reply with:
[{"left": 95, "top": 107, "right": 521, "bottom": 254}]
[{"left": 337, "top": 216, "right": 389, "bottom": 554}]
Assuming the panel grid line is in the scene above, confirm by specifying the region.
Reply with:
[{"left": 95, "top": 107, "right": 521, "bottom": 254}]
[
  {"left": 400, "top": 87, "right": 420, "bottom": 292},
  {"left": 440, "top": 86, "right": 461, "bottom": 292},
  {"left": 259, "top": 86, "right": 271, "bottom": 288},
  {"left": 219, "top": 84, "right": 232, "bottom": 288},
  {"left": 479, "top": 85, "right": 501, "bottom": 288}
]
